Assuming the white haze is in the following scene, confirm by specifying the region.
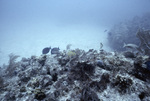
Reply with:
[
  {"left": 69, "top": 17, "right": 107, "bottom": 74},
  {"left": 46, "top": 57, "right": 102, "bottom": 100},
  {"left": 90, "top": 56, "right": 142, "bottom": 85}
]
[{"left": 0, "top": 0, "right": 150, "bottom": 66}]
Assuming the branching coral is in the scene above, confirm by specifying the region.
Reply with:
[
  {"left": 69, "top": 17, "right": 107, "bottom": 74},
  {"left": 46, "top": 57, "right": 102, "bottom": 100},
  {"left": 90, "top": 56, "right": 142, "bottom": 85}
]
[
  {"left": 5, "top": 53, "right": 20, "bottom": 77},
  {"left": 136, "top": 29, "right": 150, "bottom": 55},
  {"left": 107, "top": 13, "right": 150, "bottom": 51}
]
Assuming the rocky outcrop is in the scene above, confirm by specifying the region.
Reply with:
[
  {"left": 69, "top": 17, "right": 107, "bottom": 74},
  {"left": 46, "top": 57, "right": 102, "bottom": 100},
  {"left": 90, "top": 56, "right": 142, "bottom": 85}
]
[{"left": 0, "top": 49, "right": 150, "bottom": 101}]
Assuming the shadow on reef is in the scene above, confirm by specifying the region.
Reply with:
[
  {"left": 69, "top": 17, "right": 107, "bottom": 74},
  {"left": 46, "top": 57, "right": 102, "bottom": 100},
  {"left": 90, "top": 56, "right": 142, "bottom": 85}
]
[
  {"left": 0, "top": 47, "right": 150, "bottom": 100},
  {"left": 130, "top": 57, "right": 150, "bottom": 82}
]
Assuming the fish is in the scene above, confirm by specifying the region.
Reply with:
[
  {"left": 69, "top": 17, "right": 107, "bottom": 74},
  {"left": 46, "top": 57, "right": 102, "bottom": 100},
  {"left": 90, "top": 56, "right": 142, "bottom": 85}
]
[
  {"left": 42, "top": 47, "right": 51, "bottom": 54},
  {"left": 51, "top": 47, "right": 60, "bottom": 54},
  {"left": 100, "top": 43, "right": 103, "bottom": 49},
  {"left": 123, "top": 43, "right": 139, "bottom": 50},
  {"left": 123, "top": 43, "right": 144, "bottom": 53}
]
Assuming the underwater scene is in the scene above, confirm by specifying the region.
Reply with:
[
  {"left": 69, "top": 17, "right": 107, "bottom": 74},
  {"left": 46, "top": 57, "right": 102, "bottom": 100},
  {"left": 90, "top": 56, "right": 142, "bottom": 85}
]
[{"left": 0, "top": 0, "right": 150, "bottom": 101}]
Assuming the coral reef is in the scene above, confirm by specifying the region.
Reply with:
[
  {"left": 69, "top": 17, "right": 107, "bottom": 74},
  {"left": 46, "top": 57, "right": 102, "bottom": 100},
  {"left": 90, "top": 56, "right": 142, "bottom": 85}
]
[
  {"left": 0, "top": 49, "right": 150, "bottom": 101},
  {"left": 107, "top": 13, "right": 150, "bottom": 51},
  {"left": 80, "top": 87, "right": 99, "bottom": 101},
  {"left": 4, "top": 53, "right": 20, "bottom": 77},
  {"left": 136, "top": 29, "right": 150, "bottom": 55},
  {"left": 111, "top": 75, "right": 133, "bottom": 94}
]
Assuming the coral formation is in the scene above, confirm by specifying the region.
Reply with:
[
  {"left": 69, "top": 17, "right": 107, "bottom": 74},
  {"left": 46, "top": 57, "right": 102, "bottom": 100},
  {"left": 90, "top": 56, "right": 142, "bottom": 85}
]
[
  {"left": 0, "top": 48, "right": 150, "bottom": 100},
  {"left": 107, "top": 13, "right": 150, "bottom": 51},
  {"left": 66, "top": 50, "right": 76, "bottom": 59},
  {"left": 5, "top": 53, "right": 20, "bottom": 77},
  {"left": 34, "top": 89, "right": 46, "bottom": 100},
  {"left": 111, "top": 75, "right": 133, "bottom": 94},
  {"left": 136, "top": 29, "right": 150, "bottom": 55},
  {"left": 80, "top": 87, "right": 100, "bottom": 101}
]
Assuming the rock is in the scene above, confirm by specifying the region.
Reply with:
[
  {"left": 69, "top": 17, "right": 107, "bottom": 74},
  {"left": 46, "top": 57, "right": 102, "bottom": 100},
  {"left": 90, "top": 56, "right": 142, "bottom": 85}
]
[
  {"left": 21, "top": 62, "right": 29, "bottom": 68},
  {"left": 99, "top": 73, "right": 110, "bottom": 92},
  {"left": 1, "top": 48, "right": 150, "bottom": 100},
  {"left": 131, "top": 58, "right": 150, "bottom": 82},
  {"left": 70, "top": 61, "right": 95, "bottom": 81},
  {"left": 41, "top": 75, "right": 53, "bottom": 87},
  {"left": 58, "top": 57, "right": 69, "bottom": 66},
  {"left": 54, "top": 90, "right": 61, "bottom": 98},
  {"left": 38, "top": 55, "right": 47, "bottom": 66},
  {"left": 20, "top": 86, "right": 26, "bottom": 92},
  {"left": 21, "top": 57, "right": 30, "bottom": 68},
  {"left": 34, "top": 89, "right": 46, "bottom": 100},
  {"left": 111, "top": 75, "right": 133, "bottom": 94},
  {"left": 76, "top": 61, "right": 95, "bottom": 75},
  {"left": 123, "top": 51, "right": 136, "bottom": 58},
  {"left": 80, "top": 87, "right": 100, "bottom": 101},
  {"left": 21, "top": 57, "right": 30, "bottom": 62},
  {"left": 90, "top": 73, "right": 110, "bottom": 92},
  {"left": 0, "top": 76, "right": 4, "bottom": 88},
  {"left": 145, "top": 60, "right": 150, "bottom": 71},
  {"left": 4, "top": 92, "right": 16, "bottom": 101},
  {"left": 52, "top": 73, "right": 58, "bottom": 82},
  {"left": 96, "top": 60, "right": 104, "bottom": 67},
  {"left": 139, "top": 92, "right": 146, "bottom": 100},
  {"left": 20, "top": 76, "right": 30, "bottom": 83}
]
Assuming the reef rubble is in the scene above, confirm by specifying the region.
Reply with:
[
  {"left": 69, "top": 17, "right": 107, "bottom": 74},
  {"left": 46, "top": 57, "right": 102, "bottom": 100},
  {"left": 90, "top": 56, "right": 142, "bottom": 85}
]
[{"left": 0, "top": 49, "right": 150, "bottom": 101}]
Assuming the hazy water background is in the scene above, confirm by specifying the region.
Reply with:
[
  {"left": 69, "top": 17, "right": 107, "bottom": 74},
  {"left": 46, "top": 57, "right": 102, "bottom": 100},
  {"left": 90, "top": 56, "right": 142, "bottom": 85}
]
[{"left": 0, "top": 0, "right": 150, "bottom": 66}]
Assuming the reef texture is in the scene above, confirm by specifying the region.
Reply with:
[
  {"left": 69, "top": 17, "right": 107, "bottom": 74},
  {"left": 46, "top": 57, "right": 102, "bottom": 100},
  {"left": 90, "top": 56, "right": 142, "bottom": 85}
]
[
  {"left": 107, "top": 13, "right": 150, "bottom": 52},
  {"left": 0, "top": 49, "right": 150, "bottom": 101},
  {"left": 136, "top": 29, "right": 150, "bottom": 55}
]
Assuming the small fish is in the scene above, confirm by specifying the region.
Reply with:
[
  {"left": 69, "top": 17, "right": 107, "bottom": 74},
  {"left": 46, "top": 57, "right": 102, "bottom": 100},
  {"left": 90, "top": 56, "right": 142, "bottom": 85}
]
[
  {"left": 51, "top": 47, "right": 60, "bottom": 54},
  {"left": 100, "top": 43, "right": 103, "bottom": 49},
  {"left": 42, "top": 47, "right": 51, "bottom": 54}
]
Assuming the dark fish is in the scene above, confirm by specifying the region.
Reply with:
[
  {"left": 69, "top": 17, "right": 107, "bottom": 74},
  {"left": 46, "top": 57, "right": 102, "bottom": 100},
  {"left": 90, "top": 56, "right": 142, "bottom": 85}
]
[
  {"left": 42, "top": 47, "right": 51, "bottom": 54},
  {"left": 51, "top": 47, "right": 60, "bottom": 54}
]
